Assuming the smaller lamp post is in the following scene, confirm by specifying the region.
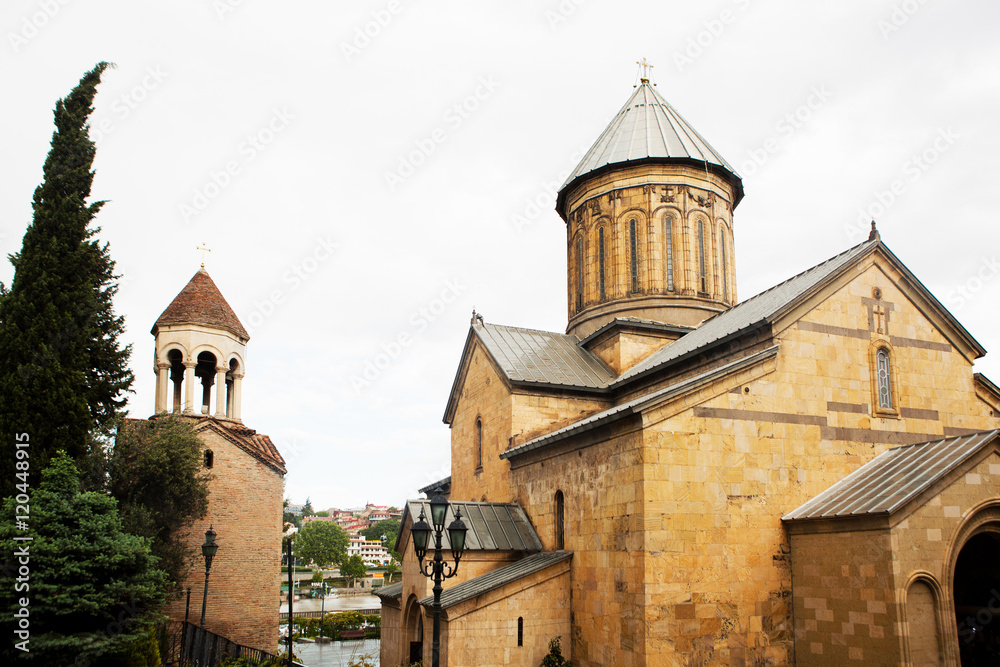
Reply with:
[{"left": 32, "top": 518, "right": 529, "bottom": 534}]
[
  {"left": 411, "top": 490, "right": 467, "bottom": 667},
  {"left": 318, "top": 580, "right": 327, "bottom": 641},
  {"left": 199, "top": 525, "right": 219, "bottom": 628}
]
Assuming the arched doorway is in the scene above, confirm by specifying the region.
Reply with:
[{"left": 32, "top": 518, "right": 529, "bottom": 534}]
[
  {"left": 954, "top": 532, "right": 1000, "bottom": 665},
  {"left": 404, "top": 594, "right": 423, "bottom": 664}
]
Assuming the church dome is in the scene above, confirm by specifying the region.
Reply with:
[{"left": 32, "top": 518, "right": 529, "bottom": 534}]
[{"left": 558, "top": 74, "right": 743, "bottom": 338}]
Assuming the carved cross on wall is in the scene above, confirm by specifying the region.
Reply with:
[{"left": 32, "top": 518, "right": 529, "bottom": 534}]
[{"left": 873, "top": 304, "right": 887, "bottom": 334}]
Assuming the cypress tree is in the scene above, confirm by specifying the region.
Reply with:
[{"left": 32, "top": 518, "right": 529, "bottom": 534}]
[{"left": 0, "top": 62, "right": 133, "bottom": 498}]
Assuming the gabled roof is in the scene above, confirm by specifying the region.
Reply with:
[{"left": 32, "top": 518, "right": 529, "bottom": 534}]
[
  {"left": 501, "top": 345, "right": 779, "bottom": 460},
  {"left": 783, "top": 430, "right": 1000, "bottom": 523},
  {"left": 419, "top": 551, "right": 572, "bottom": 610},
  {"left": 400, "top": 500, "right": 542, "bottom": 553},
  {"left": 375, "top": 581, "right": 402, "bottom": 601},
  {"left": 444, "top": 322, "right": 616, "bottom": 424},
  {"left": 418, "top": 476, "right": 451, "bottom": 496},
  {"left": 153, "top": 269, "right": 249, "bottom": 340},
  {"left": 195, "top": 418, "right": 286, "bottom": 474},
  {"left": 614, "top": 236, "right": 882, "bottom": 386},
  {"left": 558, "top": 81, "right": 743, "bottom": 210}
]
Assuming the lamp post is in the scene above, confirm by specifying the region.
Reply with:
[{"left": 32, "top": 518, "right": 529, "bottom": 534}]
[
  {"left": 199, "top": 525, "right": 219, "bottom": 628},
  {"left": 411, "top": 490, "right": 467, "bottom": 667},
  {"left": 318, "top": 581, "right": 327, "bottom": 641}
]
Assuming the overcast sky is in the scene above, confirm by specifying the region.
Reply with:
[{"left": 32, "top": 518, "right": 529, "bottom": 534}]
[{"left": 3, "top": 0, "right": 999, "bottom": 510}]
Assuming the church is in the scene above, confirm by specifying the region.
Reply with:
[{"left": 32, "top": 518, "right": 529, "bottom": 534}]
[
  {"left": 378, "top": 72, "right": 1000, "bottom": 666},
  {"left": 134, "top": 267, "right": 286, "bottom": 652}
]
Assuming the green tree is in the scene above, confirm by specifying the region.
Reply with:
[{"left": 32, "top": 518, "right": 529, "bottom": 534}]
[
  {"left": 295, "top": 520, "right": 348, "bottom": 568},
  {"left": 314, "top": 510, "right": 329, "bottom": 517},
  {"left": 539, "top": 637, "right": 570, "bottom": 667},
  {"left": 361, "top": 517, "right": 400, "bottom": 544},
  {"left": 341, "top": 554, "right": 367, "bottom": 588},
  {"left": 0, "top": 62, "right": 133, "bottom": 498},
  {"left": 0, "top": 452, "right": 166, "bottom": 666},
  {"left": 108, "top": 415, "right": 211, "bottom": 588},
  {"left": 302, "top": 497, "right": 314, "bottom": 518}
]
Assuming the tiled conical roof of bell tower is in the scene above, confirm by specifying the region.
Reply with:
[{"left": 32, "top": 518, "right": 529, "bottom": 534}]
[
  {"left": 557, "top": 79, "right": 743, "bottom": 215},
  {"left": 152, "top": 269, "right": 249, "bottom": 340}
]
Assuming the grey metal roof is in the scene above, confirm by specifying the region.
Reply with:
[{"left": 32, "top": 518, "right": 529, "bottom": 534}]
[
  {"left": 418, "top": 476, "right": 451, "bottom": 496},
  {"left": 419, "top": 551, "right": 573, "bottom": 610},
  {"left": 404, "top": 500, "right": 542, "bottom": 553},
  {"left": 783, "top": 430, "right": 1000, "bottom": 522},
  {"left": 579, "top": 317, "right": 695, "bottom": 347},
  {"left": 613, "top": 237, "right": 881, "bottom": 386},
  {"left": 374, "top": 581, "right": 402, "bottom": 601},
  {"left": 560, "top": 82, "right": 741, "bottom": 199},
  {"left": 475, "top": 323, "right": 616, "bottom": 390},
  {"left": 502, "top": 345, "right": 779, "bottom": 460}
]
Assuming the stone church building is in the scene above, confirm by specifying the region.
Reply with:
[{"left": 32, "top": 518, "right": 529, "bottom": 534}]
[
  {"left": 379, "top": 75, "right": 1000, "bottom": 665},
  {"left": 132, "top": 268, "right": 286, "bottom": 652}
]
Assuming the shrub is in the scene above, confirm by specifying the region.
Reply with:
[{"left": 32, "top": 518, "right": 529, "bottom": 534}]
[{"left": 539, "top": 636, "right": 570, "bottom": 667}]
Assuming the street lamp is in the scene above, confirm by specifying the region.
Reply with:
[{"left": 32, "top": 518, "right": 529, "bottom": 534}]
[
  {"left": 199, "top": 525, "right": 219, "bottom": 628},
  {"left": 411, "top": 490, "right": 467, "bottom": 667}
]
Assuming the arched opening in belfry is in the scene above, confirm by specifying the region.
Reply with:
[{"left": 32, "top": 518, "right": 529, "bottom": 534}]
[
  {"left": 226, "top": 358, "right": 239, "bottom": 419},
  {"left": 195, "top": 351, "right": 218, "bottom": 415},
  {"left": 167, "top": 349, "right": 185, "bottom": 413},
  {"left": 953, "top": 531, "right": 1000, "bottom": 665}
]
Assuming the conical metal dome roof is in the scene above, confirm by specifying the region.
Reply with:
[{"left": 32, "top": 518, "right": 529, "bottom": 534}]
[
  {"left": 152, "top": 268, "right": 249, "bottom": 340},
  {"left": 558, "top": 81, "right": 743, "bottom": 209}
]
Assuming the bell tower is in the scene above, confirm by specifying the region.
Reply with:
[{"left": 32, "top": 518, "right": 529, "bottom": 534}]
[
  {"left": 557, "top": 66, "right": 744, "bottom": 339},
  {"left": 150, "top": 268, "right": 249, "bottom": 421}
]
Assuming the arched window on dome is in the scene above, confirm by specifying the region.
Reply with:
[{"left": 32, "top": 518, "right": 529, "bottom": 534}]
[
  {"left": 576, "top": 235, "right": 584, "bottom": 311},
  {"left": 698, "top": 220, "right": 707, "bottom": 294},
  {"left": 720, "top": 229, "right": 729, "bottom": 302},
  {"left": 665, "top": 217, "right": 675, "bottom": 292},
  {"left": 629, "top": 218, "right": 639, "bottom": 293},
  {"left": 555, "top": 490, "right": 565, "bottom": 550},
  {"left": 476, "top": 418, "right": 483, "bottom": 470},
  {"left": 598, "top": 227, "right": 606, "bottom": 301}
]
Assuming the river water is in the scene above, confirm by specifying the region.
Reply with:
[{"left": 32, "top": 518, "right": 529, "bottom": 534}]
[{"left": 279, "top": 594, "right": 382, "bottom": 666}]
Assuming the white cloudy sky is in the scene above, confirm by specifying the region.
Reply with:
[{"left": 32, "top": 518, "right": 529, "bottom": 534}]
[{"left": 3, "top": 0, "right": 999, "bottom": 510}]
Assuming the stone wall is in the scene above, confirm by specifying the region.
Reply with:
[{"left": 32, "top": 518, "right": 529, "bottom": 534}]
[{"left": 163, "top": 420, "right": 284, "bottom": 652}]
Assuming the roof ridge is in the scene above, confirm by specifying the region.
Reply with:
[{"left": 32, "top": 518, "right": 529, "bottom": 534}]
[{"left": 480, "top": 321, "right": 577, "bottom": 340}]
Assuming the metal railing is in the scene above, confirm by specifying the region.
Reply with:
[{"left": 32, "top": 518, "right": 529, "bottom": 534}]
[
  {"left": 178, "top": 621, "right": 296, "bottom": 667},
  {"left": 279, "top": 608, "right": 380, "bottom": 620}
]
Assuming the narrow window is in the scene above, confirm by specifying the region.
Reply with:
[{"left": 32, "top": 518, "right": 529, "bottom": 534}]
[
  {"left": 665, "top": 217, "right": 674, "bottom": 292},
  {"left": 517, "top": 617, "right": 523, "bottom": 646},
  {"left": 204, "top": 449, "right": 214, "bottom": 469},
  {"left": 720, "top": 230, "right": 728, "bottom": 302},
  {"left": 598, "top": 228, "right": 606, "bottom": 300},
  {"left": 576, "top": 236, "right": 584, "bottom": 311},
  {"left": 555, "top": 490, "right": 565, "bottom": 550},
  {"left": 629, "top": 218, "right": 639, "bottom": 292},
  {"left": 698, "top": 220, "right": 707, "bottom": 293},
  {"left": 476, "top": 418, "right": 483, "bottom": 468},
  {"left": 876, "top": 349, "right": 892, "bottom": 410}
]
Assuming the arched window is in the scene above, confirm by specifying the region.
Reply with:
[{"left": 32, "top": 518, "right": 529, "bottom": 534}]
[
  {"left": 629, "top": 218, "right": 639, "bottom": 292},
  {"left": 576, "top": 236, "right": 584, "bottom": 311},
  {"left": 665, "top": 217, "right": 675, "bottom": 292},
  {"left": 517, "top": 617, "right": 524, "bottom": 646},
  {"left": 204, "top": 449, "right": 214, "bottom": 469},
  {"left": 876, "top": 348, "right": 892, "bottom": 410},
  {"left": 720, "top": 229, "right": 728, "bottom": 302},
  {"left": 476, "top": 418, "right": 483, "bottom": 469},
  {"left": 598, "top": 228, "right": 606, "bottom": 300},
  {"left": 555, "top": 490, "right": 565, "bottom": 550},
  {"left": 698, "top": 220, "right": 708, "bottom": 294}
]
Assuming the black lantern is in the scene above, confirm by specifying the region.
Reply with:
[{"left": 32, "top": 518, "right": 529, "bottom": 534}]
[
  {"left": 199, "top": 525, "right": 219, "bottom": 627},
  {"left": 411, "top": 509, "right": 431, "bottom": 561},
  {"left": 447, "top": 508, "right": 467, "bottom": 562},
  {"left": 412, "top": 491, "right": 467, "bottom": 667}
]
